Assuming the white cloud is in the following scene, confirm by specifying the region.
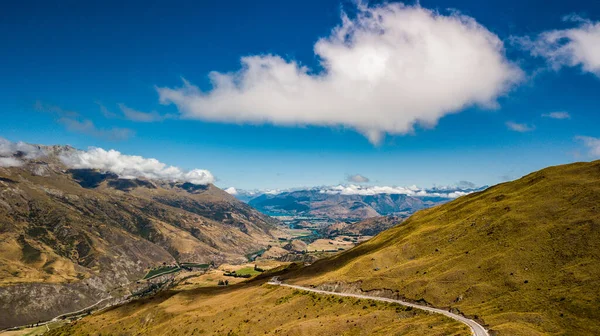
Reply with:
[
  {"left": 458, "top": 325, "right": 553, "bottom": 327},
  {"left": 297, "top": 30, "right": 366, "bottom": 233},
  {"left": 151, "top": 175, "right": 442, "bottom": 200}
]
[
  {"left": 542, "top": 111, "right": 571, "bottom": 119},
  {"left": 157, "top": 3, "right": 522, "bottom": 144},
  {"left": 34, "top": 101, "right": 79, "bottom": 118},
  {"left": 231, "top": 183, "right": 482, "bottom": 200},
  {"left": 0, "top": 137, "right": 215, "bottom": 184},
  {"left": 118, "top": 104, "right": 173, "bottom": 122},
  {"left": 0, "top": 157, "right": 25, "bottom": 167},
  {"left": 319, "top": 184, "right": 472, "bottom": 198},
  {"left": 576, "top": 136, "right": 600, "bottom": 158},
  {"left": 506, "top": 121, "right": 535, "bottom": 132},
  {"left": 224, "top": 187, "right": 238, "bottom": 195},
  {"left": 59, "top": 118, "right": 134, "bottom": 141},
  {"left": 456, "top": 180, "right": 477, "bottom": 189},
  {"left": 227, "top": 188, "right": 281, "bottom": 198},
  {"left": 0, "top": 137, "right": 47, "bottom": 167},
  {"left": 0, "top": 138, "right": 45, "bottom": 159},
  {"left": 346, "top": 174, "right": 370, "bottom": 183},
  {"left": 263, "top": 189, "right": 284, "bottom": 195},
  {"left": 35, "top": 101, "right": 133, "bottom": 141},
  {"left": 96, "top": 101, "right": 118, "bottom": 118},
  {"left": 59, "top": 147, "right": 215, "bottom": 185},
  {"left": 517, "top": 16, "right": 600, "bottom": 76}
]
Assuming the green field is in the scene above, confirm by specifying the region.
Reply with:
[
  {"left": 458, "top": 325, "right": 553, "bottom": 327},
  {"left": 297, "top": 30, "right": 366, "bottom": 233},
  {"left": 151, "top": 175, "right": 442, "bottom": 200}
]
[
  {"left": 143, "top": 266, "right": 180, "bottom": 279},
  {"left": 245, "top": 249, "right": 266, "bottom": 261},
  {"left": 179, "top": 263, "right": 209, "bottom": 269},
  {"left": 233, "top": 267, "right": 261, "bottom": 276}
]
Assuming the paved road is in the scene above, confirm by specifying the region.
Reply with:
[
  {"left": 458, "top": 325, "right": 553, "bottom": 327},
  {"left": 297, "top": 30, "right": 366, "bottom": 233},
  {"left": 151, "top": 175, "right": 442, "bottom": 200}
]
[
  {"left": 267, "top": 279, "right": 489, "bottom": 336},
  {"left": 0, "top": 296, "right": 112, "bottom": 333}
]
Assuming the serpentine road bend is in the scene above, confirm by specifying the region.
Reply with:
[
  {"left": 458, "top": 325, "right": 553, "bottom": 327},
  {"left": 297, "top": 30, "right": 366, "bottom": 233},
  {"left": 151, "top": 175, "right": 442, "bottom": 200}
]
[{"left": 267, "top": 279, "right": 489, "bottom": 336}]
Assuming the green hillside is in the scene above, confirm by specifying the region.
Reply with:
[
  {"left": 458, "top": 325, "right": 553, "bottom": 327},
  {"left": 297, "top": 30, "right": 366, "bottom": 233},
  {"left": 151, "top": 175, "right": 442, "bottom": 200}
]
[{"left": 287, "top": 160, "right": 600, "bottom": 335}]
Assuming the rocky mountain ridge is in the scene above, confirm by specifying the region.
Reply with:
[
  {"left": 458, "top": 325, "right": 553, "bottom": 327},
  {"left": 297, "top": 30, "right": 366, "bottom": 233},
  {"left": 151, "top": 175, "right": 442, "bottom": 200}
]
[{"left": 0, "top": 145, "right": 280, "bottom": 329}]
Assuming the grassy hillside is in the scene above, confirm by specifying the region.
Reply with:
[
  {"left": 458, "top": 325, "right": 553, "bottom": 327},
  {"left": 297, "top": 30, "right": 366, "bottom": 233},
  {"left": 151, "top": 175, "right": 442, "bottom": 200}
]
[
  {"left": 286, "top": 160, "right": 600, "bottom": 335},
  {"left": 46, "top": 281, "right": 469, "bottom": 336}
]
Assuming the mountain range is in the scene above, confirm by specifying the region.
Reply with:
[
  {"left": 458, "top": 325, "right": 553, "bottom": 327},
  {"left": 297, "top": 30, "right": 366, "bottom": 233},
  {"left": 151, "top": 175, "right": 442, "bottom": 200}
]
[
  {"left": 323, "top": 216, "right": 405, "bottom": 236},
  {"left": 246, "top": 186, "right": 485, "bottom": 220},
  {"left": 3, "top": 140, "right": 599, "bottom": 335},
  {"left": 0, "top": 145, "right": 279, "bottom": 329}
]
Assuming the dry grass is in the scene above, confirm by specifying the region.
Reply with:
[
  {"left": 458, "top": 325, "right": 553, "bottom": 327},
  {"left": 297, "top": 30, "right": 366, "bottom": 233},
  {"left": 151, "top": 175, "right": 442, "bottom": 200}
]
[
  {"left": 174, "top": 269, "right": 248, "bottom": 289},
  {"left": 46, "top": 282, "right": 469, "bottom": 336},
  {"left": 287, "top": 160, "right": 600, "bottom": 335},
  {"left": 175, "top": 261, "right": 289, "bottom": 290},
  {"left": 0, "top": 321, "right": 67, "bottom": 336},
  {"left": 306, "top": 238, "right": 354, "bottom": 252}
]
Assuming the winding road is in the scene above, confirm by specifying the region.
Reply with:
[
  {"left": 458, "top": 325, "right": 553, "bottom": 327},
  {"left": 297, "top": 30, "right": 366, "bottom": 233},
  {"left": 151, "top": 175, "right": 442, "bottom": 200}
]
[
  {"left": 0, "top": 296, "right": 112, "bottom": 334},
  {"left": 267, "top": 279, "right": 489, "bottom": 336}
]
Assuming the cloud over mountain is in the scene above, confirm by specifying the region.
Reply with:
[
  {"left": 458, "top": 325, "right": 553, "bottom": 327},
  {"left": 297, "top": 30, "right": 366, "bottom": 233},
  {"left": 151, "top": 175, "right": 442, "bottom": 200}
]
[
  {"left": 0, "top": 138, "right": 47, "bottom": 167},
  {"left": 231, "top": 183, "right": 482, "bottom": 201},
  {"left": 319, "top": 184, "right": 473, "bottom": 198},
  {"left": 0, "top": 157, "right": 25, "bottom": 168},
  {"left": 0, "top": 138, "right": 214, "bottom": 185},
  {"left": 157, "top": 3, "right": 522, "bottom": 144},
  {"left": 0, "top": 138, "right": 46, "bottom": 159},
  {"left": 60, "top": 148, "right": 215, "bottom": 185},
  {"left": 224, "top": 187, "right": 238, "bottom": 195},
  {"left": 456, "top": 180, "right": 477, "bottom": 189}
]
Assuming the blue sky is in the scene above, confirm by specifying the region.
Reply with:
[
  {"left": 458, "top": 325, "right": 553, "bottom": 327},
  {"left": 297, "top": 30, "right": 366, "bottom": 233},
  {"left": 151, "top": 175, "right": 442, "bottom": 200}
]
[{"left": 1, "top": 0, "right": 599, "bottom": 190}]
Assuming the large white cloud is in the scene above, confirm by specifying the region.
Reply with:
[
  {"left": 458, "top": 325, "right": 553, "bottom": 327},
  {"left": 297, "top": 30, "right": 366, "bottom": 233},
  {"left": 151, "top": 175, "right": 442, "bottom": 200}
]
[
  {"left": 157, "top": 3, "right": 522, "bottom": 144},
  {"left": 517, "top": 16, "right": 600, "bottom": 77},
  {"left": 60, "top": 148, "right": 215, "bottom": 185}
]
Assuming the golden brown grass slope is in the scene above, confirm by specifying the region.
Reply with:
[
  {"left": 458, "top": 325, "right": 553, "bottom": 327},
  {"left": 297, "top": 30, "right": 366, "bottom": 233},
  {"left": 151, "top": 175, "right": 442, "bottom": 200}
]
[
  {"left": 287, "top": 160, "right": 600, "bottom": 335},
  {"left": 46, "top": 281, "right": 469, "bottom": 336}
]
